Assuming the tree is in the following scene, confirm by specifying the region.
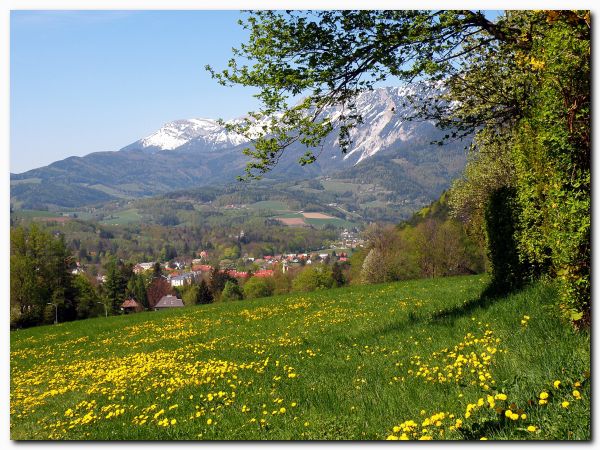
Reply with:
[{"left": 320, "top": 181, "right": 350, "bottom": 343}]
[
  {"left": 127, "top": 273, "right": 148, "bottom": 309},
  {"left": 182, "top": 285, "right": 200, "bottom": 306},
  {"left": 208, "top": 267, "right": 235, "bottom": 299},
  {"left": 221, "top": 281, "right": 244, "bottom": 301},
  {"left": 197, "top": 279, "right": 214, "bottom": 305},
  {"left": 207, "top": 10, "right": 531, "bottom": 179},
  {"left": 292, "top": 265, "right": 333, "bottom": 292},
  {"left": 103, "top": 258, "right": 127, "bottom": 313},
  {"left": 10, "top": 224, "right": 77, "bottom": 327},
  {"left": 243, "top": 276, "right": 275, "bottom": 299},
  {"left": 331, "top": 262, "right": 345, "bottom": 287},
  {"left": 152, "top": 262, "right": 163, "bottom": 279},
  {"left": 73, "top": 274, "right": 101, "bottom": 319},
  {"left": 147, "top": 277, "right": 173, "bottom": 308},
  {"left": 210, "top": 10, "right": 590, "bottom": 324}
]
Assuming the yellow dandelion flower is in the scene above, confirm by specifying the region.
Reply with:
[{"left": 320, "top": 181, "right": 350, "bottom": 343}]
[
  {"left": 207, "top": 418, "right": 213, "bottom": 425},
  {"left": 539, "top": 391, "right": 549, "bottom": 399},
  {"left": 573, "top": 390, "right": 581, "bottom": 399},
  {"left": 553, "top": 380, "right": 561, "bottom": 389},
  {"left": 527, "top": 425, "right": 537, "bottom": 432},
  {"left": 561, "top": 401, "right": 569, "bottom": 408}
]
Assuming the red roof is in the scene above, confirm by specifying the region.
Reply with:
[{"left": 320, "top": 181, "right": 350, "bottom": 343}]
[
  {"left": 230, "top": 271, "right": 249, "bottom": 278},
  {"left": 121, "top": 298, "right": 141, "bottom": 308},
  {"left": 254, "top": 270, "right": 274, "bottom": 277},
  {"left": 193, "top": 264, "right": 213, "bottom": 272}
]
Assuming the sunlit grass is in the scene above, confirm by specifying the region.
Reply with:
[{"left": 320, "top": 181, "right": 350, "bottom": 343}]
[{"left": 10, "top": 275, "right": 590, "bottom": 440}]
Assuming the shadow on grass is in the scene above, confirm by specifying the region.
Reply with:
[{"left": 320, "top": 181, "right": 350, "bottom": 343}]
[
  {"left": 371, "top": 281, "right": 528, "bottom": 336},
  {"left": 427, "top": 282, "right": 519, "bottom": 326}
]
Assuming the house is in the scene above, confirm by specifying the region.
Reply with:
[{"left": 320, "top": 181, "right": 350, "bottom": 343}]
[
  {"left": 229, "top": 271, "right": 249, "bottom": 279},
  {"left": 254, "top": 269, "right": 274, "bottom": 278},
  {"left": 154, "top": 295, "right": 184, "bottom": 310},
  {"left": 133, "top": 262, "right": 155, "bottom": 274},
  {"left": 71, "top": 262, "right": 85, "bottom": 275},
  {"left": 169, "top": 272, "right": 195, "bottom": 287},
  {"left": 121, "top": 298, "right": 143, "bottom": 313}
]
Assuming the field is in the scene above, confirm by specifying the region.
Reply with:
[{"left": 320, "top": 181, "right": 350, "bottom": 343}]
[
  {"left": 249, "top": 200, "right": 290, "bottom": 211},
  {"left": 10, "top": 276, "right": 590, "bottom": 440},
  {"left": 302, "top": 212, "right": 335, "bottom": 219},
  {"left": 98, "top": 208, "right": 142, "bottom": 225},
  {"left": 277, "top": 217, "right": 308, "bottom": 227}
]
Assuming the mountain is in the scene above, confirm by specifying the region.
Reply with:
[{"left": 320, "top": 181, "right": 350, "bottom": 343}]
[{"left": 10, "top": 84, "right": 469, "bottom": 210}]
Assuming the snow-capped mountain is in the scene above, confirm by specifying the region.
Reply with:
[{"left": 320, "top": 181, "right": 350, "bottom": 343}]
[
  {"left": 123, "top": 118, "right": 249, "bottom": 153},
  {"left": 11, "top": 84, "right": 469, "bottom": 209},
  {"left": 123, "top": 84, "right": 442, "bottom": 164}
]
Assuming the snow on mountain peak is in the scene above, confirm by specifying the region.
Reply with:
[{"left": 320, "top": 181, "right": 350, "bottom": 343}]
[
  {"left": 129, "top": 83, "right": 442, "bottom": 163},
  {"left": 137, "top": 118, "right": 248, "bottom": 151}
]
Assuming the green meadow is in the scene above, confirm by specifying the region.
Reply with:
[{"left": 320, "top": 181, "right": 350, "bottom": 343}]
[{"left": 10, "top": 275, "right": 590, "bottom": 440}]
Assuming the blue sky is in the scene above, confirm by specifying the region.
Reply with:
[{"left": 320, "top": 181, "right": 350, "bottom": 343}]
[
  {"left": 10, "top": 10, "right": 505, "bottom": 174},
  {"left": 10, "top": 10, "right": 261, "bottom": 173}
]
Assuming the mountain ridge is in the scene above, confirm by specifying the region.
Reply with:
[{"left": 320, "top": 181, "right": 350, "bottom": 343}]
[{"left": 11, "top": 84, "right": 469, "bottom": 211}]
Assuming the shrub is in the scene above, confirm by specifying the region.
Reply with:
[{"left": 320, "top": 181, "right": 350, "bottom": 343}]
[
  {"left": 221, "top": 281, "right": 244, "bottom": 301},
  {"left": 243, "top": 276, "right": 275, "bottom": 299},
  {"left": 292, "top": 265, "right": 333, "bottom": 292},
  {"left": 484, "top": 186, "right": 531, "bottom": 293}
]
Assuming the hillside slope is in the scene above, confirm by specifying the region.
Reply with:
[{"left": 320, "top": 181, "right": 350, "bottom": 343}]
[
  {"left": 10, "top": 86, "right": 468, "bottom": 210},
  {"left": 10, "top": 275, "right": 589, "bottom": 440}
]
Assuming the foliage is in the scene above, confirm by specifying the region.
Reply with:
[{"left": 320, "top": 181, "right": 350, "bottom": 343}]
[
  {"left": 331, "top": 262, "right": 346, "bottom": 287},
  {"left": 72, "top": 274, "right": 101, "bottom": 320},
  {"left": 208, "top": 268, "right": 236, "bottom": 299},
  {"left": 10, "top": 224, "right": 77, "bottom": 327},
  {"left": 181, "top": 285, "right": 201, "bottom": 306},
  {"left": 10, "top": 275, "right": 590, "bottom": 440},
  {"left": 292, "top": 265, "right": 334, "bottom": 292},
  {"left": 483, "top": 187, "right": 531, "bottom": 293},
  {"left": 197, "top": 279, "right": 214, "bottom": 305},
  {"left": 212, "top": 10, "right": 590, "bottom": 323},
  {"left": 243, "top": 276, "right": 275, "bottom": 299},
  {"left": 147, "top": 278, "right": 173, "bottom": 309},
  {"left": 221, "top": 281, "right": 244, "bottom": 302},
  {"left": 103, "top": 258, "right": 128, "bottom": 313}
]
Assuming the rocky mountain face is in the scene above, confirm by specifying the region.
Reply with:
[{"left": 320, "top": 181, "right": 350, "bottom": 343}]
[{"left": 10, "top": 85, "right": 469, "bottom": 209}]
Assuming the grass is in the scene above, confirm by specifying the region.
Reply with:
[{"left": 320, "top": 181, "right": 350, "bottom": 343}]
[
  {"left": 11, "top": 209, "right": 62, "bottom": 219},
  {"left": 10, "top": 275, "right": 590, "bottom": 440},
  {"left": 304, "top": 217, "right": 357, "bottom": 229},
  {"left": 320, "top": 180, "right": 371, "bottom": 194},
  {"left": 248, "top": 200, "right": 289, "bottom": 211},
  {"left": 99, "top": 208, "right": 141, "bottom": 225}
]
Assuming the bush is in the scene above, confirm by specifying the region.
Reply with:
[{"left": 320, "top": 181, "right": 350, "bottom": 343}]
[
  {"left": 292, "top": 265, "right": 333, "bottom": 292},
  {"left": 243, "top": 276, "right": 275, "bottom": 299},
  {"left": 484, "top": 186, "right": 531, "bottom": 293},
  {"left": 221, "top": 281, "right": 244, "bottom": 301}
]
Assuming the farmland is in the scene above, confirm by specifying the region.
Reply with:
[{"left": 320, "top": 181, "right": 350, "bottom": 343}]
[{"left": 10, "top": 275, "right": 590, "bottom": 440}]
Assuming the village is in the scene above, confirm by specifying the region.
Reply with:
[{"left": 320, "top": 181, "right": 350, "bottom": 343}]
[{"left": 72, "top": 228, "right": 364, "bottom": 313}]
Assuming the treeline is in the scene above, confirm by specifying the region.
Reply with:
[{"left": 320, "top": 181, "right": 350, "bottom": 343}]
[
  {"left": 12, "top": 214, "right": 338, "bottom": 276},
  {"left": 9, "top": 224, "right": 351, "bottom": 328},
  {"left": 349, "top": 193, "right": 485, "bottom": 285},
  {"left": 180, "top": 262, "right": 348, "bottom": 305}
]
